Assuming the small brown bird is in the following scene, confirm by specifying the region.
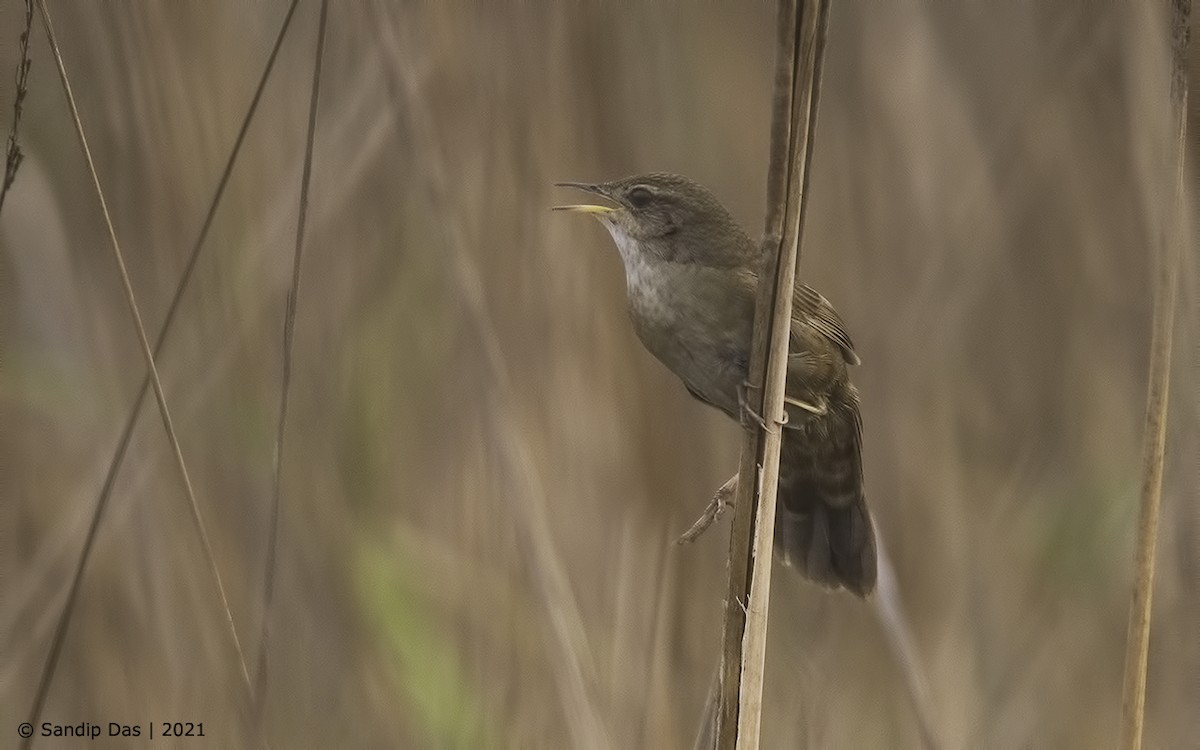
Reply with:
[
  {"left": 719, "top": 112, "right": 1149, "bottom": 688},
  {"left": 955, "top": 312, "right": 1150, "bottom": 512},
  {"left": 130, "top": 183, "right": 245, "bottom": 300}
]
[{"left": 555, "top": 173, "right": 876, "bottom": 595}]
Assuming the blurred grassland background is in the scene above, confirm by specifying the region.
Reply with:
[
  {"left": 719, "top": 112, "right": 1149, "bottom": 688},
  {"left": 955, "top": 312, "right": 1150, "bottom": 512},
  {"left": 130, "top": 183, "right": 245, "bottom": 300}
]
[{"left": 1, "top": 1, "right": 1198, "bottom": 747}]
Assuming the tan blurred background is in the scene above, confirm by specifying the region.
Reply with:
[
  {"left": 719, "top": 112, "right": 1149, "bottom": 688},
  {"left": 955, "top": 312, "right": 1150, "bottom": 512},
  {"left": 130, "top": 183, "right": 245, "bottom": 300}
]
[{"left": 1, "top": 2, "right": 1198, "bottom": 747}]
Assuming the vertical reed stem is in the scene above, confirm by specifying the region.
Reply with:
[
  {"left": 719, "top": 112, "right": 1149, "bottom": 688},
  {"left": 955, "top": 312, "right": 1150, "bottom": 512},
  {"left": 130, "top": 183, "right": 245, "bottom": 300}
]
[
  {"left": 714, "top": 0, "right": 832, "bottom": 746},
  {"left": 1119, "top": 2, "right": 1190, "bottom": 747}
]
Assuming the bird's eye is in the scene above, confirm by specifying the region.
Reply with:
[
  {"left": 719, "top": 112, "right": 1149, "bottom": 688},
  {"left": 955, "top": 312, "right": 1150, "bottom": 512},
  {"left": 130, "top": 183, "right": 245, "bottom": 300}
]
[{"left": 627, "top": 186, "right": 654, "bottom": 208}]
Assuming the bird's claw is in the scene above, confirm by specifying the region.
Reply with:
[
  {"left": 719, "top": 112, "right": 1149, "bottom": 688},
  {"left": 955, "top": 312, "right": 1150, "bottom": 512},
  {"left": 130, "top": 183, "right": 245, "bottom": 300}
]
[
  {"left": 737, "top": 380, "right": 792, "bottom": 433},
  {"left": 784, "top": 395, "right": 828, "bottom": 417},
  {"left": 676, "top": 474, "right": 738, "bottom": 544}
]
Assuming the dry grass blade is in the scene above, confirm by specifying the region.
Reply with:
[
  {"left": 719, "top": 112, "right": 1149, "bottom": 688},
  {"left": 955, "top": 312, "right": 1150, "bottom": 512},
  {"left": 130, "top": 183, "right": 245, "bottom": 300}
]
[
  {"left": 21, "top": 0, "right": 299, "bottom": 737},
  {"left": 0, "top": 0, "right": 33, "bottom": 215},
  {"left": 23, "top": 0, "right": 262, "bottom": 739},
  {"left": 371, "top": 4, "right": 608, "bottom": 745},
  {"left": 873, "top": 531, "right": 939, "bottom": 748},
  {"left": 255, "top": 0, "right": 330, "bottom": 721},
  {"left": 1119, "top": 1, "right": 1190, "bottom": 747},
  {"left": 716, "top": 0, "right": 832, "bottom": 746}
]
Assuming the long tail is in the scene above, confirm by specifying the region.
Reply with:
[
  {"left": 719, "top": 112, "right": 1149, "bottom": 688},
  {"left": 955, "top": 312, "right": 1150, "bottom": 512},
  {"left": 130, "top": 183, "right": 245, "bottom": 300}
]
[{"left": 774, "top": 393, "right": 877, "bottom": 596}]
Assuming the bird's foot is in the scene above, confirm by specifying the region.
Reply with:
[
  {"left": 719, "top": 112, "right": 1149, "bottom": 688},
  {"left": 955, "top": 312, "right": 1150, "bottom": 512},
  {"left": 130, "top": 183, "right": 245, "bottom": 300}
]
[
  {"left": 676, "top": 473, "right": 738, "bottom": 544},
  {"left": 784, "top": 394, "right": 828, "bottom": 417},
  {"left": 737, "top": 380, "right": 792, "bottom": 433}
]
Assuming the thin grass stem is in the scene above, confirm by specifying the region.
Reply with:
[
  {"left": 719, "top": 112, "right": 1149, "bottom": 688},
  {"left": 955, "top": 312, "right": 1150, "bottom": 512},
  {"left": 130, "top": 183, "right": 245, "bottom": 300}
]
[
  {"left": 1119, "top": 2, "right": 1190, "bottom": 747},
  {"left": 0, "top": 0, "right": 33, "bottom": 215},
  {"left": 254, "top": 0, "right": 330, "bottom": 725},
  {"left": 20, "top": 1, "right": 302, "bottom": 741}
]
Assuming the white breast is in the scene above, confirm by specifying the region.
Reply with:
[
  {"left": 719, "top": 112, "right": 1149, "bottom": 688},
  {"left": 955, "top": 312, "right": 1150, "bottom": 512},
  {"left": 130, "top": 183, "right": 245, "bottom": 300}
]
[{"left": 604, "top": 224, "right": 675, "bottom": 323}]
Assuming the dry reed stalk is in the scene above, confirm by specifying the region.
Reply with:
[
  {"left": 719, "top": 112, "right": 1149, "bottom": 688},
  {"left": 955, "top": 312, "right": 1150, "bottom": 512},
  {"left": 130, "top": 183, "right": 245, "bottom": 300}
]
[
  {"left": 0, "top": 0, "right": 32, "bottom": 215},
  {"left": 715, "top": 0, "right": 832, "bottom": 746},
  {"left": 1119, "top": 1, "right": 1190, "bottom": 747},
  {"left": 24, "top": 3, "right": 265, "bottom": 744},
  {"left": 256, "top": 0, "right": 330, "bottom": 726},
  {"left": 21, "top": 3, "right": 300, "bottom": 742}
]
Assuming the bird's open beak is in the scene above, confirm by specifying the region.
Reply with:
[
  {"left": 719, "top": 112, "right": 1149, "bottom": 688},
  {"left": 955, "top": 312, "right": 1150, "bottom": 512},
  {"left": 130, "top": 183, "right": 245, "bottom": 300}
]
[
  {"left": 552, "top": 182, "right": 616, "bottom": 215},
  {"left": 552, "top": 204, "right": 615, "bottom": 214}
]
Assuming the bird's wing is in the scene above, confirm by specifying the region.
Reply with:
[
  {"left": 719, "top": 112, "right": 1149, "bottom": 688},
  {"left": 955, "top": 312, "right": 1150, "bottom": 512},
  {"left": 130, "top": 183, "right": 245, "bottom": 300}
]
[{"left": 792, "top": 284, "right": 860, "bottom": 365}]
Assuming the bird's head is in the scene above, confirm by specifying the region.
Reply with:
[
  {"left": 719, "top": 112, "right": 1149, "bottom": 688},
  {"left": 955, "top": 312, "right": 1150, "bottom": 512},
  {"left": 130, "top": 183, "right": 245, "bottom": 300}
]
[{"left": 553, "top": 173, "right": 754, "bottom": 268}]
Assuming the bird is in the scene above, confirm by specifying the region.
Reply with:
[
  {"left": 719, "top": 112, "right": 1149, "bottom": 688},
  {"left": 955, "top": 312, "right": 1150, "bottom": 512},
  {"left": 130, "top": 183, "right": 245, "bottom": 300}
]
[{"left": 554, "top": 173, "right": 876, "bottom": 596}]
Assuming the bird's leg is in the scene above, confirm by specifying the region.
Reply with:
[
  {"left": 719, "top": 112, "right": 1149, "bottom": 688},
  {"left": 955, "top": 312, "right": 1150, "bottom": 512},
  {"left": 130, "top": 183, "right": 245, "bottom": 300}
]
[
  {"left": 676, "top": 473, "right": 738, "bottom": 544},
  {"left": 737, "top": 380, "right": 794, "bottom": 432},
  {"left": 784, "top": 394, "right": 828, "bottom": 416}
]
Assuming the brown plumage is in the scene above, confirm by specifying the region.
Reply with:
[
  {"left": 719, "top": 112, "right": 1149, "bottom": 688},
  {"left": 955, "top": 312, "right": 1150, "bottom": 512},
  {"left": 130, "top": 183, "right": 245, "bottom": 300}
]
[{"left": 555, "top": 173, "right": 876, "bottom": 595}]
